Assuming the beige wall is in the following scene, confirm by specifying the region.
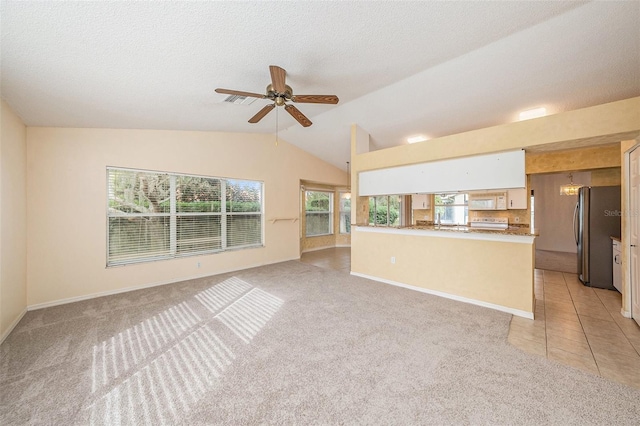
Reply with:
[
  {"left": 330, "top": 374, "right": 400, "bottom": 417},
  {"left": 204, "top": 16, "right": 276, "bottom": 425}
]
[
  {"left": 356, "top": 97, "right": 639, "bottom": 172},
  {"left": 26, "top": 127, "right": 346, "bottom": 307},
  {"left": 1, "top": 101, "right": 28, "bottom": 340},
  {"left": 526, "top": 144, "right": 621, "bottom": 174},
  {"left": 591, "top": 167, "right": 622, "bottom": 186},
  {"left": 351, "top": 229, "right": 534, "bottom": 314}
]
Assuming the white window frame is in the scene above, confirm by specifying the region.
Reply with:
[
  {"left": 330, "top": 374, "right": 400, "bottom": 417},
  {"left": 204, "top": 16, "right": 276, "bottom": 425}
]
[
  {"left": 107, "top": 167, "right": 264, "bottom": 267},
  {"left": 305, "top": 190, "right": 334, "bottom": 237},
  {"left": 434, "top": 193, "right": 469, "bottom": 225}
]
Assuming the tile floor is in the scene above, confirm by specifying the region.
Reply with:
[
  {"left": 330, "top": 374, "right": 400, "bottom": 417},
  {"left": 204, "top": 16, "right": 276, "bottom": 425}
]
[
  {"left": 508, "top": 269, "right": 640, "bottom": 389},
  {"left": 302, "top": 247, "right": 640, "bottom": 389},
  {"left": 300, "top": 247, "right": 351, "bottom": 273}
]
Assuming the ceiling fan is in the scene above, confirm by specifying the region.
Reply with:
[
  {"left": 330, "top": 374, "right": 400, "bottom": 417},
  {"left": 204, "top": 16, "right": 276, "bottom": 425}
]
[{"left": 215, "top": 65, "right": 339, "bottom": 127}]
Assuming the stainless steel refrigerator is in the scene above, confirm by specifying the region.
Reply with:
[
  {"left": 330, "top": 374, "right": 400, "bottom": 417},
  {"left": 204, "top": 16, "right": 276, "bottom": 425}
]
[{"left": 574, "top": 186, "right": 621, "bottom": 289}]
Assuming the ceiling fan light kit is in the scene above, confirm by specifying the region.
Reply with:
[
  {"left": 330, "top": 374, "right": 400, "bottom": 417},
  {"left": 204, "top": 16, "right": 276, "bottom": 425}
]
[{"left": 216, "top": 65, "right": 339, "bottom": 127}]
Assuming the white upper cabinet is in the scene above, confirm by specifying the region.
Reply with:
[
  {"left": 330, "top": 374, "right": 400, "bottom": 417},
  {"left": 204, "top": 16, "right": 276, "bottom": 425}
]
[
  {"left": 412, "top": 194, "right": 430, "bottom": 209},
  {"left": 507, "top": 188, "right": 528, "bottom": 209},
  {"left": 358, "top": 150, "right": 525, "bottom": 196}
]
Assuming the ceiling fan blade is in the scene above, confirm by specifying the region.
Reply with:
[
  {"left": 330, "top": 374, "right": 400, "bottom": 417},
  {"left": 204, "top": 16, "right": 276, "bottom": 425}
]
[
  {"left": 269, "top": 65, "right": 286, "bottom": 93},
  {"left": 285, "top": 104, "right": 312, "bottom": 127},
  {"left": 215, "top": 88, "right": 266, "bottom": 98},
  {"left": 248, "top": 104, "right": 276, "bottom": 123},
  {"left": 291, "top": 95, "right": 339, "bottom": 104}
]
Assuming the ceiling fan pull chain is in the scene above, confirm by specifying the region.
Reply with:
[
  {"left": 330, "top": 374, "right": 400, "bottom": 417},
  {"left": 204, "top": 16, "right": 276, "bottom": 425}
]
[{"left": 275, "top": 106, "right": 279, "bottom": 147}]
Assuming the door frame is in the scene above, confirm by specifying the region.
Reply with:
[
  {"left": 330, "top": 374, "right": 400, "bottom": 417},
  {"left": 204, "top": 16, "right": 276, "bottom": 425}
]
[{"left": 623, "top": 141, "right": 640, "bottom": 318}]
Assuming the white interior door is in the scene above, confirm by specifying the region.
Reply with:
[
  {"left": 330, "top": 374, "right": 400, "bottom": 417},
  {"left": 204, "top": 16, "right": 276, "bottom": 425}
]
[{"left": 630, "top": 147, "right": 640, "bottom": 326}]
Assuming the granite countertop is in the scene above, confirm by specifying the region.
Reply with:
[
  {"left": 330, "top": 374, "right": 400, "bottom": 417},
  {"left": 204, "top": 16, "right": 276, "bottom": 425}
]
[
  {"left": 611, "top": 236, "right": 622, "bottom": 242},
  {"left": 354, "top": 222, "right": 538, "bottom": 236},
  {"left": 405, "top": 224, "right": 538, "bottom": 236}
]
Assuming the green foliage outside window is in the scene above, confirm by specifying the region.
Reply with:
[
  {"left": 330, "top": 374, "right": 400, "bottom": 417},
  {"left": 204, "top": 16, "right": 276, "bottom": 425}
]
[
  {"left": 369, "top": 195, "right": 400, "bottom": 226},
  {"left": 305, "top": 191, "right": 332, "bottom": 236},
  {"left": 108, "top": 168, "right": 262, "bottom": 265}
]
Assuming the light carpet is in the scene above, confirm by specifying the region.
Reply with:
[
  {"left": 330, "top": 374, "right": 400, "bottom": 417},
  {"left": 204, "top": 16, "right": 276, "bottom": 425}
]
[{"left": 1, "top": 260, "right": 639, "bottom": 425}]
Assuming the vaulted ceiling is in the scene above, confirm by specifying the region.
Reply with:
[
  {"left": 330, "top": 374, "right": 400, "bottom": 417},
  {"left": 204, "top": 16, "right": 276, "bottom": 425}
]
[{"left": 1, "top": 1, "right": 639, "bottom": 170}]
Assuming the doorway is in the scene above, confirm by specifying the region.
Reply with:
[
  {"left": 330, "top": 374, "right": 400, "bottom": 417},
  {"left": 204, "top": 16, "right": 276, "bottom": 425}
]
[{"left": 530, "top": 172, "right": 592, "bottom": 273}]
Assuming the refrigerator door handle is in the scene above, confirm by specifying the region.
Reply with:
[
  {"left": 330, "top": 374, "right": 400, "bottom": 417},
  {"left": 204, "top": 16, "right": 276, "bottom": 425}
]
[{"left": 573, "top": 202, "right": 579, "bottom": 245}]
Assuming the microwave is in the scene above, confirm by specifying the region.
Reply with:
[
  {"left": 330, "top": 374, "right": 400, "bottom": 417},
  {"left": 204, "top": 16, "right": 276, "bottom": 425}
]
[{"left": 468, "top": 192, "right": 507, "bottom": 210}]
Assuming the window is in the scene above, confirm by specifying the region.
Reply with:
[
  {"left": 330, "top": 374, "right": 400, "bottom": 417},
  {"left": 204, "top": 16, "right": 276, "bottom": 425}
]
[
  {"left": 369, "top": 195, "right": 402, "bottom": 227},
  {"left": 107, "top": 168, "right": 263, "bottom": 266},
  {"left": 339, "top": 192, "right": 351, "bottom": 234},
  {"left": 305, "top": 190, "right": 333, "bottom": 236},
  {"left": 434, "top": 193, "right": 468, "bottom": 224}
]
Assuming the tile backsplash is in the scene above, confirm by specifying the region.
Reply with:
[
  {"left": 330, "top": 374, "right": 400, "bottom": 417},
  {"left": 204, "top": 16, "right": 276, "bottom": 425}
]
[{"left": 468, "top": 209, "right": 529, "bottom": 226}]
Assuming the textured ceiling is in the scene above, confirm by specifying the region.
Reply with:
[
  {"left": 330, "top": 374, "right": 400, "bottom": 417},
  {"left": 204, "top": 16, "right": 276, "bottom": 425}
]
[{"left": 1, "top": 1, "right": 639, "bottom": 170}]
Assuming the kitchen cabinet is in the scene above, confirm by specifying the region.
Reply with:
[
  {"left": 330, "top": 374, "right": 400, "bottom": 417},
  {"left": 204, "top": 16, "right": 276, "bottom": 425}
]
[
  {"left": 507, "top": 189, "right": 528, "bottom": 209},
  {"left": 412, "top": 194, "right": 430, "bottom": 209}
]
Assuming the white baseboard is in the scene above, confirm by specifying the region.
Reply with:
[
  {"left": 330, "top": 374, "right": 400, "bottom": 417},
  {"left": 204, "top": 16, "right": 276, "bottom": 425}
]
[
  {"left": 1, "top": 307, "right": 27, "bottom": 344},
  {"left": 350, "top": 271, "right": 534, "bottom": 319},
  {"left": 621, "top": 308, "right": 632, "bottom": 318},
  {"left": 27, "top": 257, "right": 299, "bottom": 311}
]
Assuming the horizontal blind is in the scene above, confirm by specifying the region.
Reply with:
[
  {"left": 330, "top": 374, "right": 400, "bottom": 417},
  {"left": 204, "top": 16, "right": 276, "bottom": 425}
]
[
  {"left": 305, "top": 190, "right": 332, "bottom": 236},
  {"left": 176, "top": 175, "right": 223, "bottom": 255},
  {"left": 227, "top": 213, "right": 262, "bottom": 248},
  {"left": 227, "top": 179, "right": 262, "bottom": 248},
  {"left": 107, "top": 168, "right": 263, "bottom": 266}
]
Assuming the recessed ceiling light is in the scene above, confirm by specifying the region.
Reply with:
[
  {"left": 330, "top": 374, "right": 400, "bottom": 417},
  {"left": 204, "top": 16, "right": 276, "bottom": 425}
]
[
  {"left": 407, "top": 135, "right": 428, "bottom": 144},
  {"left": 518, "top": 107, "right": 547, "bottom": 121}
]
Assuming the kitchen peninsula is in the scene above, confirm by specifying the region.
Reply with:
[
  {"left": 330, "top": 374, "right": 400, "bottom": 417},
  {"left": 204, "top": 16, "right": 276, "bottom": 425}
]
[
  {"left": 350, "top": 99, "right": 640, "bottom": 322},
  {"left": 350, "top": 224, "right": 537, "bottom": 318}
]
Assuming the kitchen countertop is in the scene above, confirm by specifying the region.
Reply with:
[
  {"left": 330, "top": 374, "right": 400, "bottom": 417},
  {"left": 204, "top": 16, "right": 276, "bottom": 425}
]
[
  {"left": 351, "top": 224, "right": 537, "bottom": 244},
  {"left": 611, "top": 235, "right": 622, "bottom": 242},
  {"left": 353, "top": 223, "right": 538, "bottom": 237},
  {"left": 405, "top": 224, "right": 538, "bottom": 236}
]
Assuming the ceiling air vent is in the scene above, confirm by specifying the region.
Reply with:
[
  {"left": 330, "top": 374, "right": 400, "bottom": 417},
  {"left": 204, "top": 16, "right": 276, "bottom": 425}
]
[{"left": 223, "top": 95, "right": 257, "bottom": 105}]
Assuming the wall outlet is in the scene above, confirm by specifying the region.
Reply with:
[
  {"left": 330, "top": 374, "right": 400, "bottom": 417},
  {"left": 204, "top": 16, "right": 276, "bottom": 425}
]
[
  {"left": 391, "top": 256, "right": 396, "bottom": 264},
  {"left": 197, "top": 262, "right": 201, "bottom": 268}
]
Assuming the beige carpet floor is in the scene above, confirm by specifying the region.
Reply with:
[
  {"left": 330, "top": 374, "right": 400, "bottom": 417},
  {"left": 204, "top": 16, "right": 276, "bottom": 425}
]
[{"left": 2, "top": 260, "right": 639, "bottom": 425}]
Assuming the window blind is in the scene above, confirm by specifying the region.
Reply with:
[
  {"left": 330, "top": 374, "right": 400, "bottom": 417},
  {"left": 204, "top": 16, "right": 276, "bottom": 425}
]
[
  {"left": 305, "top": 190, "right": 333, "bottom": 236},
  {"left": 107, "top": 168, "right": 263, "bottom": 266}
]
